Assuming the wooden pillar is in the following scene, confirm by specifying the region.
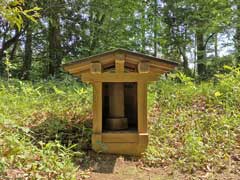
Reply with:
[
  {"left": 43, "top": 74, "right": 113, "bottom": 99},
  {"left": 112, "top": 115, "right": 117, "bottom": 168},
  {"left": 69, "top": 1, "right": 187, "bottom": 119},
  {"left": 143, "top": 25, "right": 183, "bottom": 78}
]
[
  {"left": 137, "top": 81, "right": 148, "bottom": 133},
  {"left": 92, "top": 82, "right": 102, "bottom": 133}
]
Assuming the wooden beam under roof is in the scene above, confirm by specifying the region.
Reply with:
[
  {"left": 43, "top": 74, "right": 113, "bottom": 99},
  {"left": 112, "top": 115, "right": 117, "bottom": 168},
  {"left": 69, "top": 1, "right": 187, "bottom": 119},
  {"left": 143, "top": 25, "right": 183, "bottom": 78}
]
[
  {"left": 81, "top": 72, "right": 161, "bottom": 82},
  {"left": 138, "top": 62, "right": 149, "bottom": 73},
  {"left": 90, "top": 62, "right": 102, "bottom": 73}
]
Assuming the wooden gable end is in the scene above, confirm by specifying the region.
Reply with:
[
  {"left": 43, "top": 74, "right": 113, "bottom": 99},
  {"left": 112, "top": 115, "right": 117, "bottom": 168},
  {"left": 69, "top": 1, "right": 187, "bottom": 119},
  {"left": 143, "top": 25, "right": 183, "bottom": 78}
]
[{"left": 63, "top": 49, "right": 178, "bottom": 78}]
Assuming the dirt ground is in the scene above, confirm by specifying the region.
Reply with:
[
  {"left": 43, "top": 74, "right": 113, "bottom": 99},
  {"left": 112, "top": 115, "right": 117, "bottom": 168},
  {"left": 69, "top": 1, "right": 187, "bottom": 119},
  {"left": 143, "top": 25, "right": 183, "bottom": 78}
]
[{"left": 77, "top": 152, "right": 240, "bottom": 180}]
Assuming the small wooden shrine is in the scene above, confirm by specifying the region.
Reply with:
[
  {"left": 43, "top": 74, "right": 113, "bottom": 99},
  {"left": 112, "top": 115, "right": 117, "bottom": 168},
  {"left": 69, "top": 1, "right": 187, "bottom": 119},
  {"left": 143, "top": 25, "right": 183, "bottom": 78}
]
[{"left": 63, "top": 49, "right": 178, "bottom": 155}]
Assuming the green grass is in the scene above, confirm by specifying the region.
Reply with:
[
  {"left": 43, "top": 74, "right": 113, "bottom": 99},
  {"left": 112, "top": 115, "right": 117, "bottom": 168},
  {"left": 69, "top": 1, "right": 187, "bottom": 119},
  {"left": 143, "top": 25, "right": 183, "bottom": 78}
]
[
  {"left": 0, "top": 67, "right": 240, "bottom": 178},
  {"left": 145, "top": 67, "right": 240, "bottom": 173},
  {"left": 0, "top": 77, "right": 92, "bottom": 179}
]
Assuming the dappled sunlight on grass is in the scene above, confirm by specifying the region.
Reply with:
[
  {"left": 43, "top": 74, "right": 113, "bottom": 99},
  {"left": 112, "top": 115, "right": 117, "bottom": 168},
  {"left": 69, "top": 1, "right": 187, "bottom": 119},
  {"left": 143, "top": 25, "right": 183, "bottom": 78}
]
[
  {"left": 145, "top": 69, "right": 240, "bottom": 174},
  {"left": 1, "top": 68, "right": 240, "bottom": 178},
  {"left": 0, "top": 77, "right": 92, "bottom": 179}
]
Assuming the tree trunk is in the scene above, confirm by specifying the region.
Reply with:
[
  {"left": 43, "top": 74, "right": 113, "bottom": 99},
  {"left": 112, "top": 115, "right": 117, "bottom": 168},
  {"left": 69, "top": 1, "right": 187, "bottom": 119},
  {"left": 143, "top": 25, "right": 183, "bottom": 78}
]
[
  {"left": 182, "top": 28, "right": 190, "bottom": 74},
  {"left": 0, "top": 29, "right": 22, "bottom": 76},
  {"left": 0, "top": 51, "right": 4, "bottom": 76},
  {"left": 153, "top": 0, "right": 158, "bottom": 57},
  {"left": 235, "top": 3, "right": 240, "bottom": 65},
  {"left": 182, "top": 46, "right": 189, "bottom": 74},
  {"left": 196, "top": 31, "right": 206, "bottom": 77},
  {"left": 21, "top": 25, "right": 32, "bottom": 80},
  {"left": 140, "top": 3, "right": 146, "bottom": 53},
  {"left": 10, "top": 41, "right": 18, "bottom": 61},
  {"left": 236, "top": 29, "right": 240, "bottom": 65},
  {"left": 48, "top": 14, "right": 62, "bottom": 77},
  {"left": 89, "top": 11, "right": 105, "bottom": 55},
  {"left": 141, "top": 22, "right": 146, "bottom": 53},
  {"left": 214, "top": 33, "right": 218, "bottom": 57}
]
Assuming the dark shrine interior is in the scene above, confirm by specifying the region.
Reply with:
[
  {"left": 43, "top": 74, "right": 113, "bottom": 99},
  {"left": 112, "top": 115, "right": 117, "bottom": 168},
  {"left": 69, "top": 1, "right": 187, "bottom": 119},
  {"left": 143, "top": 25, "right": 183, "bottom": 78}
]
[{"left": 102, "top": 82, "right": 138, "bottom": 132}]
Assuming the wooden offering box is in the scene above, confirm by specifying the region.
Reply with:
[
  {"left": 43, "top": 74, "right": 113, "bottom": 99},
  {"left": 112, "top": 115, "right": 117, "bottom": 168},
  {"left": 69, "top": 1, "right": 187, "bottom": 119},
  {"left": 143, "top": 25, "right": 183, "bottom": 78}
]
[{"left": 63, "top": 49, "right": 178, "bottom": 155}]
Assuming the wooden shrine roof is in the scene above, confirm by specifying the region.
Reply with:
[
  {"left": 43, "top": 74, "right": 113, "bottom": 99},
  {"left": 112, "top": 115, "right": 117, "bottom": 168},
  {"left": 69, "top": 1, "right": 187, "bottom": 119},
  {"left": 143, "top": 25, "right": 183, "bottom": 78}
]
[{"left": 63, "top": 48, "right": 178, "bottom": 77}]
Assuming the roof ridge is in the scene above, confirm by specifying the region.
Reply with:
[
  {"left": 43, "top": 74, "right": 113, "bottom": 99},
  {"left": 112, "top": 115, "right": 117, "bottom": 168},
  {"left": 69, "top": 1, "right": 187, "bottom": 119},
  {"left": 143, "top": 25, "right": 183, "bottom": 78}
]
[{"left": 63, "top": 49, "right": 179, "bottom": 67}]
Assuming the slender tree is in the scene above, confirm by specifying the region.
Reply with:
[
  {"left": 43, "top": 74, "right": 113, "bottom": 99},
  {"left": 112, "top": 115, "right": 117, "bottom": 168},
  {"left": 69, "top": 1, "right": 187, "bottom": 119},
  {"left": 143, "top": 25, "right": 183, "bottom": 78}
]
[
  {"left": 153, "top": 0, "right": 158, "bottom": 57},
  {"left": 21, "top": 24, "right": 33, "bottom": 80},
  {"left": 196, "top": 31, "right": 205, "bottom": 76},
  {"left": 47, "top": 0, "right": 63, "bottom": 77},
  {"left": 0, "top": 0, "right": 40, "bottom": 77},
  {"left": 234, "top": 1, "right": 240, "bottom": 65}
]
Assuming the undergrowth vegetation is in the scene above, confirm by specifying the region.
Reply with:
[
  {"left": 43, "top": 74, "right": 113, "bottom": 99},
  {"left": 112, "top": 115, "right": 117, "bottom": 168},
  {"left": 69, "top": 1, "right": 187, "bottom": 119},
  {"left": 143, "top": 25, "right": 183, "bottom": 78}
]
[
  {"left": 145, "top": 66, "right": 240, "bottom": 174},
  {"left": 0, "top": 77, "right": 92, "bottom": 179},
  {"left": 0, "top": 67, "right": 240, "bottom": 178}
]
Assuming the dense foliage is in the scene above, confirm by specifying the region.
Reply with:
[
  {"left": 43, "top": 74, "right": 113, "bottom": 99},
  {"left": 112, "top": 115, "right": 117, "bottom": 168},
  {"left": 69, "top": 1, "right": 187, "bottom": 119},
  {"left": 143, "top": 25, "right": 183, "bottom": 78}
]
[
  {"left": 1, "top": 68, "right": 240, "bottom": 178},
  {"left": 0, "top": 0, "right": 239, "bottom": 79},
  {"left": 145, "top": 66, "right": 240, "bottom": 173},
  {"left": 0, "top": 77, "right": 92, "bottom": 179}
]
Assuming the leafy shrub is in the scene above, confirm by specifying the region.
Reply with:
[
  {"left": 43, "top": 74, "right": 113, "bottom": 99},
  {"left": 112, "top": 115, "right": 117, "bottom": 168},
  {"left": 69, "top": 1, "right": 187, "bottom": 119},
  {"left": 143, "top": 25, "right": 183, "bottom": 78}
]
[
  {"left": 0, "top": 115, "right": 81, "bottom": 179},
  {"left": 145, "top": 67, "right": 240, "bottom": 172},
  {"left": 1, "top": 67, "right": 240, "bottom": 177},
  {"left": 0, "top": 77, "right": 92, "bottom": 179}
]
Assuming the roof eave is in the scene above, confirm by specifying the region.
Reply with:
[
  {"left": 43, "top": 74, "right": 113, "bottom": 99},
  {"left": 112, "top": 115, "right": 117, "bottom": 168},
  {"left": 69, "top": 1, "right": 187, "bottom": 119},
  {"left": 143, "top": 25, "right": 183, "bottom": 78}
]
[{"left": 62, "top": 48, "right": 179, "bottom": 69}]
